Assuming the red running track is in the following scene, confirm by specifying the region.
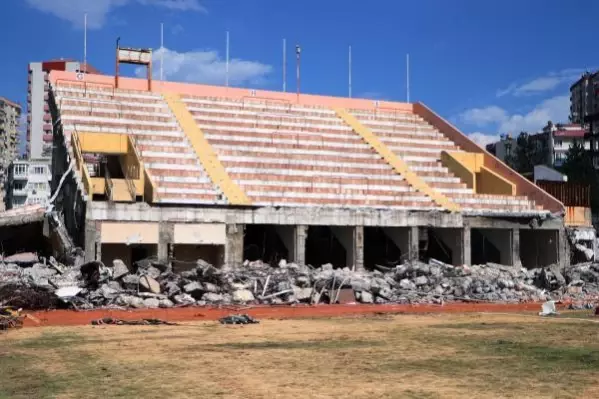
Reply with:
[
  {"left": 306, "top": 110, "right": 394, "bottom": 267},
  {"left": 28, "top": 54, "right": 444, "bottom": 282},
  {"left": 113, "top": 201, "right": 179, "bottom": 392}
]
[{"left": 22, "top": 302, "right": 549, "bottom": 327}]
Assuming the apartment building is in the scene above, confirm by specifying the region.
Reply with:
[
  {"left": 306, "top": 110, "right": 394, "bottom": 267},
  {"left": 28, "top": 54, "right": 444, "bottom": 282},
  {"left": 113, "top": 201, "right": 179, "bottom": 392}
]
[
  {"left": 27, "top": 60, "right": 100, "bottom": 159},
  {"left": 6, "top": 158, "right": 52, "bottom": 209},
  {"left": 0, "top": 97, "right": 21, "bottom": 211}
]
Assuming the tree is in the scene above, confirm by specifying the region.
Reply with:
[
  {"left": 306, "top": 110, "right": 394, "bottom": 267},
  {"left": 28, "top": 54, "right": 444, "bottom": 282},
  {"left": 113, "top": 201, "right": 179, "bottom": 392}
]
[{"left": 506, "top": 132, "right": 548, "bottom": 174}]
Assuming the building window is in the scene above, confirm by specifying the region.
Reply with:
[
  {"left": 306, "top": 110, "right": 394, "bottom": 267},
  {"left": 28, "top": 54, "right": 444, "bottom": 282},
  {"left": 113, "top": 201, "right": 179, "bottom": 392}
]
[
  {"left": 13, "top": 182, "right": 24, "bottom": 191},
  {"left": 14, "top": 164, "right": 27, "bottom": 175},
  {"left": 33, "top": 166, "right": 45, "bottom": 175},
  {"left": 556, "top": 140, "right": 563, "bottom": 146}
]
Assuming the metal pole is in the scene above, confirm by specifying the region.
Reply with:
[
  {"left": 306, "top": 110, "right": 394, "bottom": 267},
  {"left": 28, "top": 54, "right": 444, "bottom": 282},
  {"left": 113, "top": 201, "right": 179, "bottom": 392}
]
[
  {"left": 160, "top": 22, "right": 164, "bottom": 82},
  {"left": 83, "top": 13, "right": 87, "bottom": 74},
  {"left": 225, "top": 31, "right": 230, "bottom": 87},
  {"left": 296, "top": 45, "right": 301, "bottom": 102},
  {"left": 406, "top": 53, "right": 410, "bottom": 103},
  {"left": 283, "top": 38, "right": 287, "bottom": 92},
  {"left": 349, "top": 45, "right": 352, "bottom": 98}
]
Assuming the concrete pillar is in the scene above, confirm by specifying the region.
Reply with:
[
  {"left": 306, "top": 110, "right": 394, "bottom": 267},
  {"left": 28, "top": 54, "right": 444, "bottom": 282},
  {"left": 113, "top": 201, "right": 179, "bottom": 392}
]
[
  {"left": 559, "top": 227, "right": 571, "bottom": 269},
  {"left": 512, "top": 228, "right": 521, "bottom": 267},
  {"left": 84, "top": 220, "right": 101, "bottom": 262},
  {"left": 275, "top": 225, "right": 307, "bottom": 265},
  {"left": 225, "top": 224, "right": 244, "bottom": 267},
  {"left": 409, "top": 226, "right": 420, "bottom": 262},
  {"left": 331, "top": 226, "right": 364, "bottom": 270},
  {"left": 463, "top": 226, "right": 471, "bottom": 266},
  {"left": 158, "top": 222, "right": 173, "bottom": 264},
  {"left": 383, "top": 226, "right": 419, "bottom": 262},
  {"left": 295, "top": 225, "right": 308, "bottom": 266}
]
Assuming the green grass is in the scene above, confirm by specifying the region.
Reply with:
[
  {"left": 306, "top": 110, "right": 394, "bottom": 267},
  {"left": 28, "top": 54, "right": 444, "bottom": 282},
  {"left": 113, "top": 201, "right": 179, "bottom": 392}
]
[{"left": 206, "top": 338, "right": 381, "bottom": 350}]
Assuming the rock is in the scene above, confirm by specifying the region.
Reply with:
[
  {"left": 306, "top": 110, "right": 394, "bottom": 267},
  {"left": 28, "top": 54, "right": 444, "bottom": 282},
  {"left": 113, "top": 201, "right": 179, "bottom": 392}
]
[
  {"left": 203, "top": 292, "right": 224, "bottom": 302},
  {"left": 159, "top": 299, "right": 174, "bottom": 308},
  {"left": 121, "top": 274, "right": 140, "bottom": 289},
  {"left": 414, "top": 276, "right": 428, "bottom": 286},
  {"left": 203, "top": 282, "right": 220, "bottom": 293},
  {"left": 399, "top": 279, "right": 416, "bottom": 290},
  {"left": 292, "top": 286, "right": 312, "bottom": 302},
  {"left": 232, "top": 289, "right": 255, "bottom": 302},
  {"left": 111, "top": 259, "right": 129, "bottom": 279},
  {"left": 139, "top": 275, "right": 161, "bottom": 294},
  {"left": 163, "top": 281, "right": 181, "bottom": 297},
  {"left": 184, "top": 281, "right": 202, "bottom": 294},
  {"left": 173, "top": 293, "right": 195, "bottom": 305},
  {"left": 99, "top": 284, "right": 120, "bottom": 299},
  {"left": 143, "top": 298, "right": 160, "bottom": 308},
  {"left": 321, "top": 263, "right": 334, "bottom": 271},
  {"left": 118, "top": 295, "right": 144, "bottom": 308},
  {"left": 4, "top": 252, "right": 39, "bottom": 266},
  {"left": 359, "top": 291, "right": 373, "bottom": 303},
  {"left": 143, "top": 266, "right": 161, "bottom": 279}
]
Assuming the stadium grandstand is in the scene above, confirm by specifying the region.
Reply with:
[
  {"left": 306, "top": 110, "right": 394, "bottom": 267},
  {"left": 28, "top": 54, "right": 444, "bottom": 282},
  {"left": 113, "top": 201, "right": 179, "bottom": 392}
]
[{"left": 47, "top": 47, "right": 569, "bottom": 270}]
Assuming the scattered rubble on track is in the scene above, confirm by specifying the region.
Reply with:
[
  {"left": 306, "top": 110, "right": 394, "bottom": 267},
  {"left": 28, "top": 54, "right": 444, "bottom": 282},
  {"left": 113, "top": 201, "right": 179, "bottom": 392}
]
[{"left": 3, "top": 253, "right": 599, "bottom": 310}]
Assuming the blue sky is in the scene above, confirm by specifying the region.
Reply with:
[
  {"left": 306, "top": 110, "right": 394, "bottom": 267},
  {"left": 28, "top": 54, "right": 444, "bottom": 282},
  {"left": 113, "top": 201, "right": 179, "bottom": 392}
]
[{"left": 3, "top": 0, "right": 599, "bottom": 148}]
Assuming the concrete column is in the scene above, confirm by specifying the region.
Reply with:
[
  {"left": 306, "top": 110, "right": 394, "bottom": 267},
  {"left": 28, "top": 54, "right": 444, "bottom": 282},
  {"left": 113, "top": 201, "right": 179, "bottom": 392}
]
[
  {"left": 84, "top": 220, "right": 100, "bottom": 262},
  {"left": 383, "top": 227, "right": 419, "bottom": 262},
  {"left": 225, "top": 224, "right": 244, "bottom": 267},
  {"left": 331, "top": 226, "right": 364, "bottom": 270},
  {"left": 512, "top": 228, "right": 521, "bottom": 267},
  {"left": 275, "top": 225, "right": 307, "bottom": 265},
  {"left": 295, "top": 225, "right": 308, "bottom": 266},
  {"left": 463, "top": 226, "right": 471, "bottom": 266},
  {"left": 409, "top": 226, "right": 419, "bottom": 262},
  {"left": 559, "top": 227, "right": 571, "bottom": 269},
  {"left": 158, "top": 222, "right": 173, "bottom": 264}
]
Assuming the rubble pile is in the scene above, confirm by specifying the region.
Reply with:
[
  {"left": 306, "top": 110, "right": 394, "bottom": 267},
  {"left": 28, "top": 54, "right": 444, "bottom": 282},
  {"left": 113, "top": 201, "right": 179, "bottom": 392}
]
[{"left": 2, "top": 254, "right": 599, "bottom": 309}]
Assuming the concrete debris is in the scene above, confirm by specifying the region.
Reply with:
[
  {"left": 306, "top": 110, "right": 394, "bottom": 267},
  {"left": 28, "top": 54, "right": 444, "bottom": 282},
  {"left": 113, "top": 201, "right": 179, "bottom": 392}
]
[
  {"left": 5, "top": 253, "right": 599, "bottom": 309},
  {"left": 91, "top": 317, "right": 178, "bottom": 326},
  {"left": 219, "top": 314, "right": 259, "bottom": 325},
  {"left": 3, "top": 252, "right": 39, "bottom": 266},
  {"left": 539, "top": 300, "right": 558, "bottom": 316}
]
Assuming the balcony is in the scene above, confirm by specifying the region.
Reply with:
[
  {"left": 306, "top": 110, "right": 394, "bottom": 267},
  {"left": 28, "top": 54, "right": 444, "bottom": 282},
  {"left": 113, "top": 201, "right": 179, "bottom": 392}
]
[
  {"left": 43, "top": 134, "right": 53, "bottom": 143},
  {"left": 43, "top": 123, "right": 52, "bottom": 131}
]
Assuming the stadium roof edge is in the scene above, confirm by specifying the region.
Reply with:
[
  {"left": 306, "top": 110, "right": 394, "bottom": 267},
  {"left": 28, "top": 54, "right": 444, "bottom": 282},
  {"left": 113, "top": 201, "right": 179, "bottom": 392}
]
[{"left": 49, "top": 70, "right": 413, "bottom": 112}]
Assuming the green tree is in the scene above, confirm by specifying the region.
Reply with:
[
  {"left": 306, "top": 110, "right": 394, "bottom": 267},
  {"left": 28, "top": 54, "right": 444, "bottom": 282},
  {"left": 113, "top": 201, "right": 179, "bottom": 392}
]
[{"left": 507, "top": 132, "right": 548, "bottom": 174}]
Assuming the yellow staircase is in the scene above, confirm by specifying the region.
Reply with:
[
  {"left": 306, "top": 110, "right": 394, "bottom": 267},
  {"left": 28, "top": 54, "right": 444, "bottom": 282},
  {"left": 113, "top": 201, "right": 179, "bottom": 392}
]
[
  {"left": 162, "top": 93, "right": 252, "bottom": 206},
  {"left": 334, "top": 108, "right": 460, "bottom": 212}
]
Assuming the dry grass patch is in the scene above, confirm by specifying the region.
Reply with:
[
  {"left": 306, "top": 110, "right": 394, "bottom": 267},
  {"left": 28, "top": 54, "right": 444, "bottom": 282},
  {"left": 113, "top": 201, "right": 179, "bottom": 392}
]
[{"left": 1, "top": 313, "right": 599, "bottom": 398}]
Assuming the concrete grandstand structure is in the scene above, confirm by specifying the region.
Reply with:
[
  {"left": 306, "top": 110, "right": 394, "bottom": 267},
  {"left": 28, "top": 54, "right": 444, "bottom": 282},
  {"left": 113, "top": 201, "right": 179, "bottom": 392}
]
[{"left": 47, "top": 69, "right": 569, "bottom": 270}]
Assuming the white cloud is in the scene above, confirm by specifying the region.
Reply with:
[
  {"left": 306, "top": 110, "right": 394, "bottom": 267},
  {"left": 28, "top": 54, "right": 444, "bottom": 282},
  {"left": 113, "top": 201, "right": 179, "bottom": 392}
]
[
  {"left": 25, "top": 0, "right": 205, "bottom": 29},
  {"left": 468, "top": 132, "right": 500, "bottom": 147},
  {"left": 141, "top": 47, "right": 272, "bottom": 86},
  {"left": 457, "top": 95, "right": 569, "bottom": 134},
  {"left": 459, "top": 106, "right": 507, "bottom": 127},
  {"left": 497, "top": 95, "right": 569, "bottom": 133},
  {"left": 496, "top": 69, "right": 585, "bottom": 97}
]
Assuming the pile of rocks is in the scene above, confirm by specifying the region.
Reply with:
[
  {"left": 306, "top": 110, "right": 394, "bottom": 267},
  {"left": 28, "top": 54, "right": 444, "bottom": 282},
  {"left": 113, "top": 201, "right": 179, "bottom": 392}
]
[{"left": 1, "top": 254, "right": 599, "bottom": 309}]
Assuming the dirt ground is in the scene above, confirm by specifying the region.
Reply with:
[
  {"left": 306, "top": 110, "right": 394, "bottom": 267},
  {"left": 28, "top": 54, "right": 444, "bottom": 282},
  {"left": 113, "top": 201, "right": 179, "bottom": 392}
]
[{"left": 2, "top": 311, "right": 599, "bottom": 398}]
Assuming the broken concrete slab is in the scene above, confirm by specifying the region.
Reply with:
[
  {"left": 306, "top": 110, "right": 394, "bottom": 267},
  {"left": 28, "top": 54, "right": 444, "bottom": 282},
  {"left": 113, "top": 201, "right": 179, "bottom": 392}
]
[
  {"left": 112, "top": 259, "right": 129, "bottom": 280},
  {"left": 139, "top": 276, "right": 160, "bottom": 294}
]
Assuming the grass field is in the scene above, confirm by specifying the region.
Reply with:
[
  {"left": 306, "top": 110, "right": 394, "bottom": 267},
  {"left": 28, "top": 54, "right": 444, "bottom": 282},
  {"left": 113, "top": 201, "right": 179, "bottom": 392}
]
[{"left": 1, "top": 312, "right": 599, "bottom": 398}]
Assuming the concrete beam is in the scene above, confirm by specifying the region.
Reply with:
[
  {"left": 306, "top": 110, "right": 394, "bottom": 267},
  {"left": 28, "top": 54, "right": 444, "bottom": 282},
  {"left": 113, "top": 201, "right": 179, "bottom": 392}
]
[
  {"left": 88, "top": 202, "right": 465, "bottom": 228},
  {"left": 466, "top": 216, "right": 564, "bottom": 230}
]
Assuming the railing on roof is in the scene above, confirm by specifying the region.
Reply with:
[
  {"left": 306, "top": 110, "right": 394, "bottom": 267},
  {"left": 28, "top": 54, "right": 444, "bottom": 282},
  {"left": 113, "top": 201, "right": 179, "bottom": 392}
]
[
  {"left": 71, "top": 126, "right": 93, "bottom": 198},
  {"left": 55, "top": 78, "right": 115, "bottom": 98},
  {"left": 536, "top": 180, "right": 590, "bottom": 207}
]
